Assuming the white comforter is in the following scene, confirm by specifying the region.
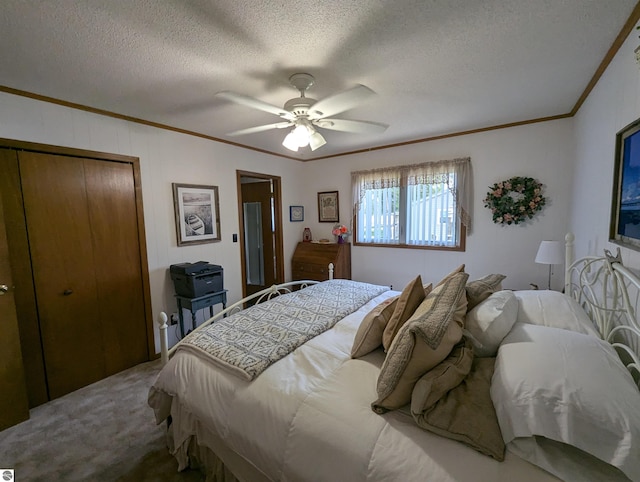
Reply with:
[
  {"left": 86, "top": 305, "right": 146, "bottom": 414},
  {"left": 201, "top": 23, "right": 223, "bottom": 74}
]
[{"left": 149, "top": 291, "right": 558, "bottom": 482}]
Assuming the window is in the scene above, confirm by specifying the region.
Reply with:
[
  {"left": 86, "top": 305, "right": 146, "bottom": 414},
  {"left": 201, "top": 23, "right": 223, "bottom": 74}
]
[{"left": 351, "top": 157, "right": 471, "bottom": 250}]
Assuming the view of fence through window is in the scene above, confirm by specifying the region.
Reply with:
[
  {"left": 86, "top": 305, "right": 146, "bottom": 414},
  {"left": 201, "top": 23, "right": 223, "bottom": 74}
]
[{"left": 357, "top": 174, "right": 457, "bottom": 247}]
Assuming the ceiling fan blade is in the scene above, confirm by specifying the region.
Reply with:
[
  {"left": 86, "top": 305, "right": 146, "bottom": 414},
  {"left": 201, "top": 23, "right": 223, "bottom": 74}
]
[
  {"left": 227, "top": 121, "right": 292, "bottom": 136},
  {"left": 308, "top": 85, "right": 376, "bottom": 119},
  {"left": 216, "top": 91, "right": 295, "bottom": 120},
  {"left": 314, "top": 118, "right": 388, "bottom": 134}
]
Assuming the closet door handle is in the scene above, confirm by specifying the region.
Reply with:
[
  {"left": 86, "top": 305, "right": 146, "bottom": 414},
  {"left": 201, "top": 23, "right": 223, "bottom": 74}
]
[
  {"left": 63, "top": 289, "right": 73, "bottom": 296},
  {"left": 0, "top": 284, "right": 8, "bottom": 295}
]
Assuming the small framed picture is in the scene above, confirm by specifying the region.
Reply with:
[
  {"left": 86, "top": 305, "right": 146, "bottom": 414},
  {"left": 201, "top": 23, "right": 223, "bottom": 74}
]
[
  {"left": 290, "top": 205, "right": 304, "bottom": 222},
  {"left": 318, "top": 191, "right": 339, "bottom": 223},
  {"left": 172, "top": 183, "right": 221, "bottom": 246}
]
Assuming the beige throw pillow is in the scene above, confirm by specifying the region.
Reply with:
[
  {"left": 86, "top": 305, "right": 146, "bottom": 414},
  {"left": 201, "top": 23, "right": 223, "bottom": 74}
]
[
  {"left": 435, "top": 264, "right": 466, "bottom": 287},
  {"left": 372, "top": 272, "right": 468, "bottom": 412},
  {"left": 351, "top": 296, "right": 399, "bottom": 358},
  {"left": 465, "top": 273, "right": 506, "bottom": 311},
  {"left": 411, "top": 355, "right": 506, "bottom": 461},
  {"left": 414, "top": 280, "right": 467, "bottom": 329},
  {"left": 411, "top": 338, "right": 473, "bottom": 412},
  {"left": 423, "top": 282, "right": 433, "bottom": 297},
  {"left": 382, "top": 275, "right": 426, "bottom": 351}
]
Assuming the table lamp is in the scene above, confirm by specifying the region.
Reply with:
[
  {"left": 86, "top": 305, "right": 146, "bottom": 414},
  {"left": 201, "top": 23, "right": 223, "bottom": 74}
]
[{"left": 535, "top": 240, "right": 564, "bottom": 290}]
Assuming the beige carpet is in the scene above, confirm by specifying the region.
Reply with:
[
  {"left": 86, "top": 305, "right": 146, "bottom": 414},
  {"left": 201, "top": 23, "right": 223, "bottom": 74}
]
[{"left": 0, "top": 360, "right": 204, "bottom": 482}]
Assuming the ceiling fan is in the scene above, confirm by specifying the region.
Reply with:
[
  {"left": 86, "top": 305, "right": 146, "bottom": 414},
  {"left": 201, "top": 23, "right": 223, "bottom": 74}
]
[{"left": 216, "top": 73, "right": 388, "bottom": 152}]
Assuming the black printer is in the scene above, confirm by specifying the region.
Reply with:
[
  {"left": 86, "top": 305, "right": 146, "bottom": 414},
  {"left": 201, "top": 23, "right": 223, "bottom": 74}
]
[{"left": 170, "top": 261, "right": 223, "bottom": 298}]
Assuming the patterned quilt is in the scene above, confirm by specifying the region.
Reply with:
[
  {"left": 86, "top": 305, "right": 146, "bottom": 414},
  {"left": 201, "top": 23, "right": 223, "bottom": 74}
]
[{"left": 177, "top": 279, "right": 389, "bottom": 380}]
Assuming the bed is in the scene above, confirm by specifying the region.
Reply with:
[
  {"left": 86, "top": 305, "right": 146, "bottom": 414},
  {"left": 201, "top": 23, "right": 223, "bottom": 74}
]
[{"left": 149, "top": 234, "right": 640, "bottom": 482}]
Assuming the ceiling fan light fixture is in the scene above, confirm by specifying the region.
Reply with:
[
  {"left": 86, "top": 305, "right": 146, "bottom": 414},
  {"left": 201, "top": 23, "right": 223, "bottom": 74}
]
[
  {"left": 283, "top": 123, "right": 323, "bottom": 151},
  {"left": 292, "top": 124, "right": 310, "bottom": 147},
  {"left": 282, "top": 131, "right": 299, "bottom": 151},
  {"left": 309, "top": 130, "right": 326, "bottom": 151},
  {"left": 221, "top": 73, "right": 383, "bottom": 153}
]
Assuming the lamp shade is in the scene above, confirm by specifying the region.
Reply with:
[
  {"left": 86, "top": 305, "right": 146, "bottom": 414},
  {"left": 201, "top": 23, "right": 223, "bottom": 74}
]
[
  {"left": 535, "top": 240, "right": 563, "bottom": 265},
  {"left": 282, "top": 131, "right": 300, "bottom": 151},
  {"left": 292, "top": 124, "right": 310, "bottom": 147},
  {"left": 309, "top": 131, "right": 326, "bottom": 151}
]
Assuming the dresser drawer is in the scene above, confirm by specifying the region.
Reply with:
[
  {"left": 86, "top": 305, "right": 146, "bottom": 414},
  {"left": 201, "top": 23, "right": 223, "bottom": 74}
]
[
  {"left": 291, "top": 242, "right": 351, "bottom": 281},
  {"left": 292, "top": 262, "right": 330, "bottom": 280}
]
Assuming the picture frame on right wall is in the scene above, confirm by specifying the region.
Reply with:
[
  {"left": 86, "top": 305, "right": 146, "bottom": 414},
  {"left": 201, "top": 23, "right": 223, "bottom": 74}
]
[
  {"left": 610, "top": 116, "right": 640, "bottom": 251},
  {"left": 318, "top": 191, "right": 339, "bottom": 223}
]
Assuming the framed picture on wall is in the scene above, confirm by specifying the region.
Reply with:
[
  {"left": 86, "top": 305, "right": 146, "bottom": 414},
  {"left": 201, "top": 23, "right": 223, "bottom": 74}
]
[
  {"left": 610, "top": 117, "right": 640, "bottom": 251},
  {"left": 172, "top": 183, "right": 221, "bottom": 246},
  {"left": 290, "top": 205, "right": 304, "bottom": 222},
  {"left": 318, "top": 191, "right": 339, "bottom": 223}
]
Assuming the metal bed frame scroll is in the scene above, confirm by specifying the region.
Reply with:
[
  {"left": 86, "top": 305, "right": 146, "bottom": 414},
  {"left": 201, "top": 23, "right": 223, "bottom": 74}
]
[{"left": 564, "top": 233, "right": 640, "bottom": 387}]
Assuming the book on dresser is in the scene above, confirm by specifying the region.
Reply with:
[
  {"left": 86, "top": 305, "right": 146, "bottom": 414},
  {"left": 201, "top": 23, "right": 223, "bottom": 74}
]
[{"left": 291, "top": 242, "right": 351, "bottom": 281}]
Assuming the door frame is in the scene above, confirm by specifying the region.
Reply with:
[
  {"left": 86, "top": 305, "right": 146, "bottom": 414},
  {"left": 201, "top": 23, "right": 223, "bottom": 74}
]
[
  {"left": 0, "top": 138, "right": 155, "bottom": 366},
  {"left": 236, "top": 170, "right": 285, "bottom": 298}
]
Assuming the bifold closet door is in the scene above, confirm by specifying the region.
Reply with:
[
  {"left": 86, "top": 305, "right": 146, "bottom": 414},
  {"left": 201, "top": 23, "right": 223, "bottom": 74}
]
[
  {"left": 19, "top": 152, "right": 147, "bottom": 399},
  {"left": 0, "top": 188, "right": 30, "bottom": 430}
]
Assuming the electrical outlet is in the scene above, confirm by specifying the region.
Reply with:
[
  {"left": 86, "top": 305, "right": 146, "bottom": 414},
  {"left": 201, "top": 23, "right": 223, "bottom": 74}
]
[{"left": 169, "top": 312, "right": 179, "bottom": 325}]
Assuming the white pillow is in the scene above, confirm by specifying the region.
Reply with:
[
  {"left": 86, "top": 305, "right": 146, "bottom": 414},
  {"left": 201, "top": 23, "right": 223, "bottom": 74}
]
[
  {"left": 463, "top": 290, "right": 518, "bottom": 357},
  {"left": 491, "top": 323, "right": 640, "bottom": 481},
  {"left": 513, "top": 290, "right": 599, "bottom": 337}
]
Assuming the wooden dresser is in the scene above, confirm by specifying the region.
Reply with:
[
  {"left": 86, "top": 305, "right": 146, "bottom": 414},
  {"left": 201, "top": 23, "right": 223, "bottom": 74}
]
[{"left": 291, "top": 242, "right": 351, "bottom": 281}]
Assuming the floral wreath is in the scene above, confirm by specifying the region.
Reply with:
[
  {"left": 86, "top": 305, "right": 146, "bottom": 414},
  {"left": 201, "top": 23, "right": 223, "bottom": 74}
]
[{"left": 483, "top": 176, "right": 546, "bottom": 225}]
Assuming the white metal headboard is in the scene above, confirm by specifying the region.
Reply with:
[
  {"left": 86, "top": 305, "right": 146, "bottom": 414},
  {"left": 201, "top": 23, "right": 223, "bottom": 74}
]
[{"left": 564, "top": 233, "right": 640, "bottom": 387}]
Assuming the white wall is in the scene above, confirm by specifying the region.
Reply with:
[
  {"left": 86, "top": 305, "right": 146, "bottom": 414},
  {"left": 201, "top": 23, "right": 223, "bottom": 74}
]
[
  {"left": 571, "top": 28, "right": 640, "bottom": 268},
  {"left": 0, "top": 93, "right": 306, "bottom": 352},
  {"left": 303, "top": 120, "right": 574, "bottom": 292}
]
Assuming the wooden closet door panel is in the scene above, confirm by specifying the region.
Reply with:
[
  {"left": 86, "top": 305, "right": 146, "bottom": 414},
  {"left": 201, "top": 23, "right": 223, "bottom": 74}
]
[
  {"left": 84, "top": 160, "right": 148, "bottom": 374},
  {"left": 19, "top": 152, "right": 105, "bottom": 399},
  {"left": 0, "top": 186, "right": 30, "bottom": 430},
  {"left": 0, "top": 148, "right": 48, "bottom": 407}
]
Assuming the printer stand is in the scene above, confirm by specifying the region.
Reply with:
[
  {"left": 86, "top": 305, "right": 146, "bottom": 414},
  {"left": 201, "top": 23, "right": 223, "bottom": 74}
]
[{"left": 175, "top": 290, "right": 228, "bottom": 337}]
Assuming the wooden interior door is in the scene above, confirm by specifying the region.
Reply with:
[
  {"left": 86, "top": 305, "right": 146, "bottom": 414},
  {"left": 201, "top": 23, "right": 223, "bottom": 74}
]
[
  {"left": 241, "top": 180, "right": 276, "bottom": 296},
  {"left": 0, "top": 189, "right": 30, "bottom": 430},
  {"left": 19, "top": 152, "right": 148, "bottom": 399}
]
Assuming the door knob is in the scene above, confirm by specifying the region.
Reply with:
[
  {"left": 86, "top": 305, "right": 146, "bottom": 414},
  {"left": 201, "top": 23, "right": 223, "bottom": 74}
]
[
  {"left": 63, "top": 289, "right": 73, "bottom": 296},
  {"left": 0, "top": 284, "right": 8, "bottom": 295}
]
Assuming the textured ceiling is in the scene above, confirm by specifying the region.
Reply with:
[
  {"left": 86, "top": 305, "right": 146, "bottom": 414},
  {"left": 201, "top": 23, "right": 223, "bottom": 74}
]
[{"left": 0, "top": 1, "right": 638, "bottom": 160}]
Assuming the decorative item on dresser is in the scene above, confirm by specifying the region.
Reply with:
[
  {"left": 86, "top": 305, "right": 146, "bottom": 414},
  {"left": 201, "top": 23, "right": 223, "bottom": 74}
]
[
  {"left": 332, "top": 223, "right": 350, "bottom": 244},
  {"left": 291, "top": 241, "right": 351, "bottom": 281}
]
